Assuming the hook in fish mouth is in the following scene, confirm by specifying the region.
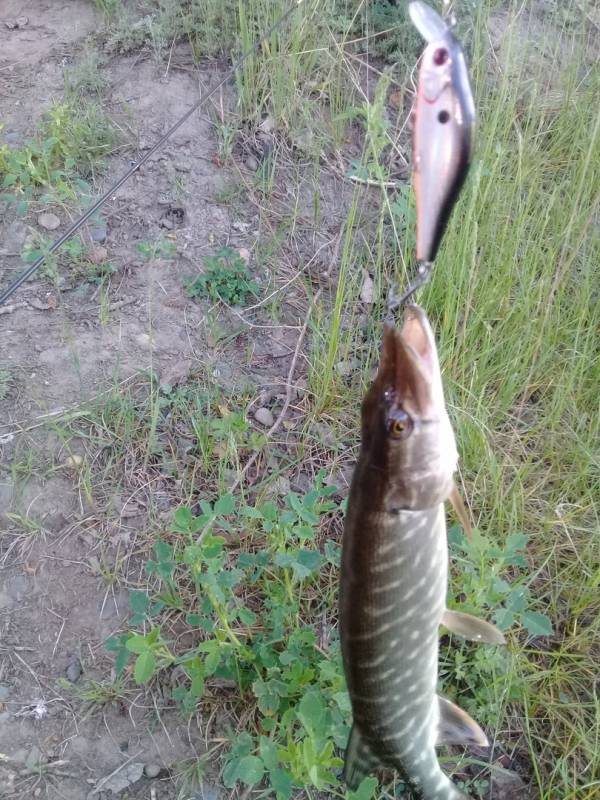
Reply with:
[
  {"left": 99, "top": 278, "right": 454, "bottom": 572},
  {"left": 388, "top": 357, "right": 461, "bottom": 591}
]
[{"left": 388, "top": 262, "right": 434, "bottom": 313}]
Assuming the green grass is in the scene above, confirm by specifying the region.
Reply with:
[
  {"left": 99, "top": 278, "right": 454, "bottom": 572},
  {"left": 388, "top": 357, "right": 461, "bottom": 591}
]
[{"left": 3, "top": 0, "right": 599, "bottom": 798}]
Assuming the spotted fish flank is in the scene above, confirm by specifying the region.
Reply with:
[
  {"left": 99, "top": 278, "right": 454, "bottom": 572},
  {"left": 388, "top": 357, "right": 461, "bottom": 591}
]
[{"left": 339, "top": 306, "right": 505, "bottom": 799}]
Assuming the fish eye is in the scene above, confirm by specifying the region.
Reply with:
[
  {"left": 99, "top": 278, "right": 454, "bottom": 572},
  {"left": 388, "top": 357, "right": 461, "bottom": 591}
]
[
  {"left": 388, "top": 409, "right": 413, "bottom": 439},
  {"left": 433, "top": 47, "right": 449, "bottom": 66},
  {"left": 438, "top": 110, "right": 450, "bottom": 124}
]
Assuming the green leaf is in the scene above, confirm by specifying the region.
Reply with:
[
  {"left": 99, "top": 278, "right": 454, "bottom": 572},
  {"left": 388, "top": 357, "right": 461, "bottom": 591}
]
[
  {"left": 237, "top": 755, "right": 264, "bottom": 786},
  {"left": 125, "top": 634, "right": 150, "bottom": 654},
  {"left": 238, "top": 607, "right": 258, "bottom": 625},
  {"left": 270, "top": 767, "right": 293, "bottom": 799},
  {"left": 297, "top": 689, "right": 326, "bottom": 736},
  {"left": 522, "top": 610, "right": 553, "bottom": 637},
  {"left": 493, "top": 608, "right": 515, "bottom": 630},
  {"left": 259, "top": 736, "right": 279, "bottom": 771},
  {"left": 349, "top": 776, "right": 379, "bottom": 800},
  {"left": 214, "top": 493, "right": 235, "bottom": 516},
  {"left": 129, "top": 590, "right": 150, "bottom": 615},
  {"left": 134, "top": 650, "right": 156, "bottom": 684},
  {"left": 2, "top": 174, "right": 17, "bottom": 187}
]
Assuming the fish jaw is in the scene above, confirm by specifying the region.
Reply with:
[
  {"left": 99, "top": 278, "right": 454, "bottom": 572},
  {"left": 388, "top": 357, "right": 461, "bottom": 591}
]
[
  {"left": 360, "top": 305, "right": 458, "bottom": 510},
  {"left": 410, "top": 2, "right": 475, "bottom": 263}
]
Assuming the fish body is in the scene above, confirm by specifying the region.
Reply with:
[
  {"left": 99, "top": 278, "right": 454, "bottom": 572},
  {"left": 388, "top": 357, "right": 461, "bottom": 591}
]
[
  {"left": 409, "top": 1, "right": 476, "bottom": 263},
  {"left": 339, "top": 306, "right": 504, "bottom": 798}
]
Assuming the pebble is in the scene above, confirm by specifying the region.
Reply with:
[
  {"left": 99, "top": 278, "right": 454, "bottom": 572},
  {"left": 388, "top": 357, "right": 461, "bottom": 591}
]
[
  {"left": 38, "top": 212, "right": 61, "bottom": 231},
  {"left": 66, "top": 657, "right": 83, "bottom": 683},
  {"left": 245, "top": 155, "right": 259, "bottom": 171},
  {"left": 173, "top": 159, "right": 191, "bottom": 172},
  {"left": 90, "top": 222, "right": 107, "bottom": 242},
  {"left": 254, "top": 407, "right": 274, "bottom": 427},
  {"left": 144, "top": 763, "right": 161, "bottom": 779},
  {"left": 87, "top": 246, "right": 108, "bottom": 265},
  {"left": 159, "top": 216, "right": 174, "bottom": 230},
  {"left": 135, "top": 333, "right": 153, "bottom": 350},
  {"left": 0, "top": 685, "right": 10, "bottom": 701}
]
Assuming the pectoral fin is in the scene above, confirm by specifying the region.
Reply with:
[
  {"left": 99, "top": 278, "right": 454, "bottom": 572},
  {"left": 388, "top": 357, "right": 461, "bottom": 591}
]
[
  {"left": 441, "top": 609, "right": 506, "bottom": 645},
  {"left": 343, "top": 724, "right": 380, "bottom": 790},
  {"left": 437, "top": 696, "right": 489, "bottom": 747},
  {"left": 449, "top": 482, "right": 472, "bottom": 539}
]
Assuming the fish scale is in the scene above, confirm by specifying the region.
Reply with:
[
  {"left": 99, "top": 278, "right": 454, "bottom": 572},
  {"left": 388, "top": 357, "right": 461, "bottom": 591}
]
[{"left": 340, "top": 307, "right": 505, "bottom": 799}]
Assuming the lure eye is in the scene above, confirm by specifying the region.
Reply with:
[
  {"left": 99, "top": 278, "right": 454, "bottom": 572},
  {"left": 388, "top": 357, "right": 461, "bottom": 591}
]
[
  {"left": 433, "top": 47, "right": 449, "bottom": 66},
  {"left": 388, "top": 409, "right": 413, "bottom": 439}
]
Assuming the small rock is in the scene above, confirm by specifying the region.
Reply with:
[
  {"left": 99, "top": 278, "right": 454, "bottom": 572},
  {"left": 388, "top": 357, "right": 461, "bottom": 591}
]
[
  {"left": 360, "top": 271, "right": 375, "bottom": 304},
  {"left": 135, "top": 332, "right": 153, "bottom": 350},
  {"left": 0, "top": 685, "right": 11, "bottom": 701},
  {"left": 38, "top": 212, "right": 61, "bottom": 231},
  {"left": 144, "top": 763, "right": 161, "bottom": 779},
  {"left": 93, "top": 761, "right": 144, "bottom": 795},
  {"left": 66, "top": 657, "right": 83, "bottom": 683},
  {"left": 232, "top": 220, "right": 251, "bottom": 233},
  {"left": 159, "top": 216, "right": 174, "bottom": 230},
  {"left": 90, "top": 222, "right": 107, "bottom": 242},
  {"left": 245, "top": 155, "right": 259, "bottom": 171},
  {"left": 238, "top": 247, "right": 250, "bottom": 264},
  {"left": 254, "top": 407, "right": 274, "bottom": 427},
  {"left": 489, "top": 768, "right": 528, "bottom": 799},
  {"left": 87, "top": 246, "right": 108, "bottom": 265},
  {"left": 173, "top": 160, "right": 191, "bottom": 172},
  {"left": 63, "top": 454, "right": 84, "bottom": 470}
]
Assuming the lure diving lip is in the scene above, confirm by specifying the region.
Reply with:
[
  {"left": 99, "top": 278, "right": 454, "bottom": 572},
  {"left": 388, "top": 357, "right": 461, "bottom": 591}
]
[{"left": 409, "top": 1, "right": 476, "bottom": 264}]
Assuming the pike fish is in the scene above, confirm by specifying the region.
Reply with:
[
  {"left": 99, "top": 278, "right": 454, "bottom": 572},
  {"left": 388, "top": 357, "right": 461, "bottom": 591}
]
[
  {"left": 339, "top": 306, "right": 505, "bottom": 799},
  {"left": 409, "top": 1, "right": 476, "bottom": 264}
]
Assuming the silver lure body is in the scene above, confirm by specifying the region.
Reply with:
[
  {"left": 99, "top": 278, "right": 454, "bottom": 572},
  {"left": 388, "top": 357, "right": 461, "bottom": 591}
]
[{"left": 409, "top": 1, "right": 476, "bottom": 263}]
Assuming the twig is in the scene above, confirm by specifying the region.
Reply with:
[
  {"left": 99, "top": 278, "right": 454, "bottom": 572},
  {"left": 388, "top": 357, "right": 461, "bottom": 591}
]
[{"left": 230, "top": 287, "right": 322, "bottom": 494}]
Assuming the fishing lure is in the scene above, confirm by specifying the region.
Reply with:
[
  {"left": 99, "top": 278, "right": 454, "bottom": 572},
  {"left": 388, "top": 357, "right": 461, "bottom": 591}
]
[
  {"left": 411, "top": 0, "right": 475, "bottom": 264},
  {"left": 340, "top": 305, "right": 504, "bottom": 799}
]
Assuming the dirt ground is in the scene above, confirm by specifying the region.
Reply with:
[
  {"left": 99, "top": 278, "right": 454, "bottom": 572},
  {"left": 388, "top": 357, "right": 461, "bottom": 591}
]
[{"left": 0, "top": 3, "right": 361, "bottom": 798}]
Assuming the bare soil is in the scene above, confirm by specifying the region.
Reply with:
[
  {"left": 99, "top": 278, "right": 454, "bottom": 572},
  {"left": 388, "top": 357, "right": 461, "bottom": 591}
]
[{"left": 0, "top": 3, "right": 359, "bottom": 798}]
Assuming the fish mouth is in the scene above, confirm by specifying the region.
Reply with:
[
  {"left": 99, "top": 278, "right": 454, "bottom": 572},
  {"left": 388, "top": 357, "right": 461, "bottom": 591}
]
[{"left": 380, "top": 305, "right": 438, "bottom": 416}]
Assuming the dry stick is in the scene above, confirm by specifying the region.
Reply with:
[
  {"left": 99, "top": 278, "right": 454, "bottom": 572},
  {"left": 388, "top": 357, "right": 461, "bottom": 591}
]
[{"left": 230, "top": 287, "right": 322, "bottom": 494}]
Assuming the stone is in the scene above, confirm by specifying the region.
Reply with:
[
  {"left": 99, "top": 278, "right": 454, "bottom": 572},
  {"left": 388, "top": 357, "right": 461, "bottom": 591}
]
[
  {"left": 254, "top": 407, "right": 274, "bottom": 427},
  {"left": 0, "top": 685, "right": 11, "bottom": 701},
  {"left": 90, "top": 222, "right": 107, "bottom": 242},
  {"left": 66, "top": 657, "right": 83, "bottom": 683},
  {"left": 38, "top": 212, "right": 61, "bottom": 231},
  {"left": 144, "top": 763, "right": 161, "bottom": 778},
  {"left": 245, "top": 155, "right": 259, "bottom": 171}
]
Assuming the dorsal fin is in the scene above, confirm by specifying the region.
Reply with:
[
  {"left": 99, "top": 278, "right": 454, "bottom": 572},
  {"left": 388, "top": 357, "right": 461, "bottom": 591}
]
[
  {"left": 441, "top": 609, "right": 506, "bottom": 645},
  {"left": 437, "top": 696, "right": 489, "bottom": 747}
]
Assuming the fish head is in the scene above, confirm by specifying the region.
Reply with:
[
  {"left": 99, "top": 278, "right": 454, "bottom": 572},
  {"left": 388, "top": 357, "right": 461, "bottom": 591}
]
[{"left": 360, "top": 305, "right": 458, "bottom": 509}]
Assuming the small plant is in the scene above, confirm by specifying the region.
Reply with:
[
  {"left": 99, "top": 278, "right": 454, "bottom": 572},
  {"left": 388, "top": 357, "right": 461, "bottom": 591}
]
[
  {"left": 448, "top": 526, "right": 553, "bottom": 638},
  {"left": 184, "top": 247, "right": 259, "bottom": 306},
  {"left": 137, "top": 238, "right": 177, "bottom": 260}
]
